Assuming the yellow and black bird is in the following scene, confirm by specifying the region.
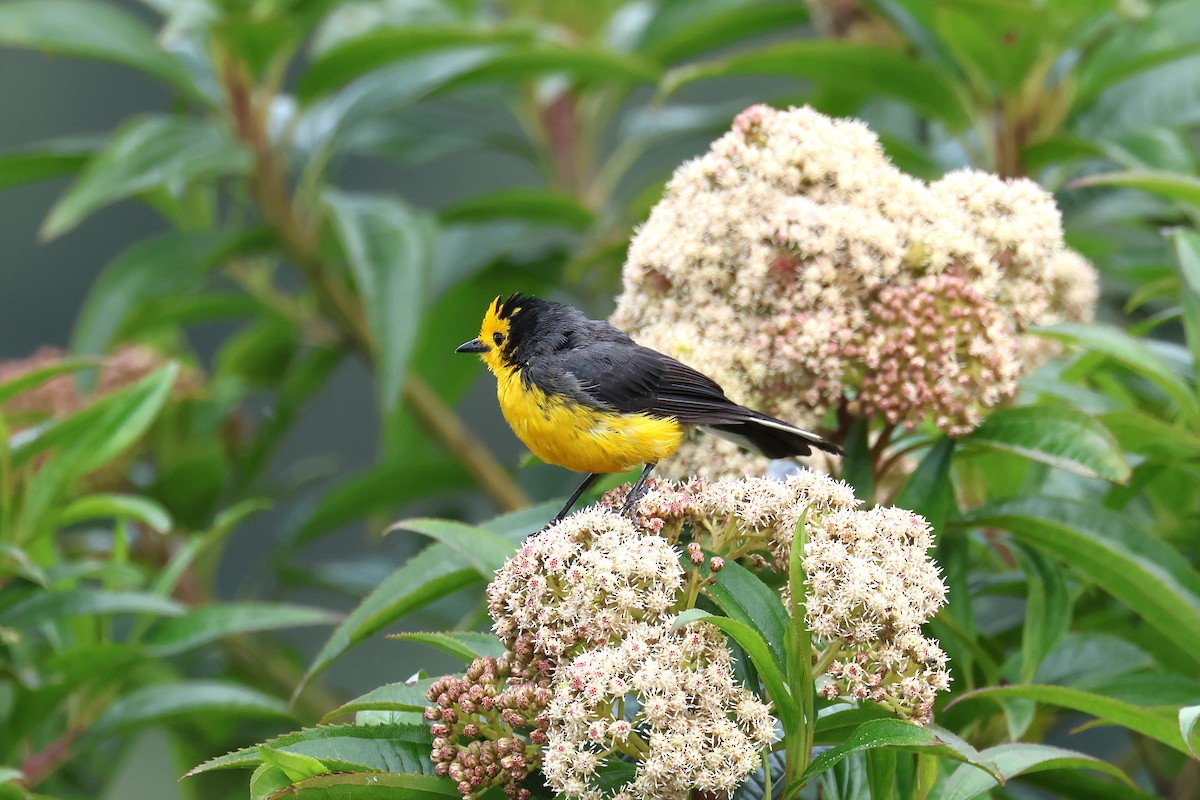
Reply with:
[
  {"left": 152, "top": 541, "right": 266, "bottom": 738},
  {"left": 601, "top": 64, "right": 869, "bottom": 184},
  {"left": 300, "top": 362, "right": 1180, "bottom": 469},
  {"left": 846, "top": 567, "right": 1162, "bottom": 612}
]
[{"left": 456, "top": 294, "right": 842, "bottom": 524}]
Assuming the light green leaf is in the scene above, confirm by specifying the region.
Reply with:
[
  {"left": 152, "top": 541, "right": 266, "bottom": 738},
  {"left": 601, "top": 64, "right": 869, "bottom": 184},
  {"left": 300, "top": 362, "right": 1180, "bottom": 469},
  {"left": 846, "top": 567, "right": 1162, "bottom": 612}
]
[
  {"left": 57, "top": 493, "right": 172, "bottom": 533},
  {"left": 966, "top": 405, "right": 1130, "bottom": 483},
  {"left": 1099, "top": 408, "right": 1200, "bottom": 461},
  {"left": 1013, "top": 545, "right": 1071, "bottom": 684},
  {"left": 1035, "top": 322, "right": 1200, "bottom": 425},
  {"left": 88, "top": 680, "right": 293, "bottom": 738},
  {"left": 185, "top": 724, "right": 435, "bottom": 777},
  {"left": 43, "top": 116, "right": 250, "bottom": 239},
  {"left": 0, "top": 0, "right": 198, "bottom": 99},
  {"left": 322, "top": 678, "right": 436, "bottom": 724},
  {"left": 260, "top": 747, "right": 329, "bottom": 783},
  {"left": 1181, "top": 705, "right": 1200, "bottom": 759},
  {"left": 438, "top": 188, "right": 594, "bottom": 230},
  {"left": 389, "top": 631, "right": 507, "bottom": 663},
  {"left": 440, "top": 47, "right": 660, "bottom": 91},
  {"left": 251, "top": 764, "right": 294, "bottom": 800},
  {"left": 1171, "top": 228, "right": 1200, "bottom": 374},
  {"left": 272, "top": 772, "right": 459, "bottom": 799},
  {"left": 145, "top": 602, "right": 341, "bottom": 656},
  {"left": 0, "top": 357, "right": 95, "bottom": 407},
  {"left": 387, "top": 518, "right": 514, "bottom": 579},
  {"left": 663, "top": 41, "right": 971, "bottom": 130},
  {"left": 673, "top": 608, "right": 800, "bottom": 731},
  {"left": 957, "top": 496, "right": 1200, "bottom": 657},
  {"left": 0, "top": 136, "right": 98, "bottom": 191},
  {"left": 325, "top": 190, "right": 436, "bottom": 415},
  {"left": 949, "top": 685, "right": 1188, "bottom": 755},
  {"left": 0, "top": 588, "right": 184, "bottom": 627},
  {"left": 1069, "top": 170, "right": 1200, "bottom": 208},
  {"left": 640, "top": 1, "right": 809, "bottom": 64},
  {"left": 941, "top": 743, "right": 1133, "bottom": 800},
  {"left": 789, "top": 719, "right": 1000, "bottom": 787}
]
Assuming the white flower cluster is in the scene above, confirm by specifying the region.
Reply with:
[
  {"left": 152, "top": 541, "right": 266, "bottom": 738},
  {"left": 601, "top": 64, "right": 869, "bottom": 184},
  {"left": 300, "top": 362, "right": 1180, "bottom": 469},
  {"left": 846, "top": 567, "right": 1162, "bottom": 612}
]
[
  {"left": 613, "top": 104, "right": 1097, "bottom": 477},
  {"left": 542, "top": 623, "right": 776, "bottom": 800}
]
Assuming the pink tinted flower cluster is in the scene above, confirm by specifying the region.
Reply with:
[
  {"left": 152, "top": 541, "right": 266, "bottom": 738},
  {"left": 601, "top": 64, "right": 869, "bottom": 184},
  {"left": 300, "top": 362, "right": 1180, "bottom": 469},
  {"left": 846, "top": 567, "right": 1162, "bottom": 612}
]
[
  {"left": 613, "top": 104, "right": 1097, "bottom": 476},
  {"left": 804, "top": 507, "right": 950, "bottom": 723},
  {"left": 542, "top": 623, "right": 775, "bottom": 800}
]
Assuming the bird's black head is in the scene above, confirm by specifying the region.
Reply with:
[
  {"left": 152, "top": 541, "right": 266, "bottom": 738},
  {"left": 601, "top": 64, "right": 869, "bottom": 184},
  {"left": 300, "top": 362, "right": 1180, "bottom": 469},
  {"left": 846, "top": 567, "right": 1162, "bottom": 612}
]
[{"left": 456, "top": 293, "right": 588, "bottom": 372}]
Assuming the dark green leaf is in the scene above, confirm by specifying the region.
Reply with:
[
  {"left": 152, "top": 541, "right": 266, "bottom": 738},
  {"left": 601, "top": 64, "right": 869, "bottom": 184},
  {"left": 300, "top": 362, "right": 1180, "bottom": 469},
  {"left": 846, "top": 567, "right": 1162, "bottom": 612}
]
[
  {"left": 185, "top": 724, "right": 435, "bottom": 777},
  {"left": 439, "top": 188, "right": 594, "bottom": 230},
  {"left": 894, "top": 437, "right": 956, "bottom": 534},
  {"left": 0, "top": 136, "right": 97, "bottom": 191},
  {"left": 957, "top": 496, "right": 1200, "bottom": 657},
  {"left": 325, "top": 190, "right": 436, "bottom": 416},
  {"left": 271, "top": 772, "right": 459, "bottom": 799},
  {"left": 966, "top": 405, "right": 1129, "bottom": 483},
  {"left": 840, "top": 419, "right": 873, "bottom": 503},
  {"left": 949, "top": 685, "right": 1188, "bottom": 755},
  {"left": 43, "top": 117, "right": 250, "bottom": 239},
  {"left": 663, "top": 41, "right": 971, "bottom": 129},
  {"left": 640, "top": 1, "right": 809, "bottom": 64},
  {"left": 322, "top": 678, "right": 436, "bottom": 724},
  {"left": 791, "top": 719, "right": 1000, "bottom": 787},
  {"left": 1099, "top": 408, "right": 1200, "bottom": 461},
  {"left": 440, "top": 47, "right": 660, "bottom": 91},
  {"left": 941, "top": 743, "right": 1132, "bottom": 800},
  {"left": 88, "top": 680, "right": 293, "bottom": 739},
  {"left": 0, "top": 0, "right": 198, "bottom": 99},
  {"left": 390, "top": 631, "right": 507, "bottom": 662},
  {"left": 1013, "top": 544, "right": 1071, "bottom": 684},
  {"left": 387, "top": 518, "right": 514, "bottom": 579},
  {"left": 703, "top": 556, "right": 790, "bottom": 672},
  {"left": 0, "top": 588, "right": 184, "bottom": 627},
  {"left": 145, "top": 602, "right": 341, "bottom": 656}
]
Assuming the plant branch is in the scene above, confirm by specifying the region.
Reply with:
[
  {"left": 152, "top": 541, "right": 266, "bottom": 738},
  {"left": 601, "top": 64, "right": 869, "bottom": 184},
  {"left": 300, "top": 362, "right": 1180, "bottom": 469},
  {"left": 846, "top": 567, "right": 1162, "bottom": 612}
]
[{"left": 19, "top": 726, "right": 84, "bottom": 788}]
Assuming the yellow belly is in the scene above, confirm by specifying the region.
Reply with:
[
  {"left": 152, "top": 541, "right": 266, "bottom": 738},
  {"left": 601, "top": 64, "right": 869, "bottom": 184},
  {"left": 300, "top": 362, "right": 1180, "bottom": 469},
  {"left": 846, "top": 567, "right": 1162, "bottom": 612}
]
[{"left": 496, "top": 368, "right": 684, "bottom": 474}]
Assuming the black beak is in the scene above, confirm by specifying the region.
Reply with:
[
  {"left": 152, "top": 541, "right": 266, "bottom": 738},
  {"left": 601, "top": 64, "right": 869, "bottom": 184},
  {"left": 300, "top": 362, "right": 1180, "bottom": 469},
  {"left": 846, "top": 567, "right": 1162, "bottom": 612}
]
[{"left": 455, "top": 338, "right": 488, "bottom": 354}]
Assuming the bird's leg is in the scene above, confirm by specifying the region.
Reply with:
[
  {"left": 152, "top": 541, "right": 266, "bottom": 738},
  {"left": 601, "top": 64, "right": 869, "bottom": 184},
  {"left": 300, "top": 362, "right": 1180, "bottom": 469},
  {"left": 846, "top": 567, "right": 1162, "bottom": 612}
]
[
  {"left": 546, "top": 472, "right": 602, "bottom": 528},
  {"left": 619, "top": 463, "right": 657, "bottom": 519}
]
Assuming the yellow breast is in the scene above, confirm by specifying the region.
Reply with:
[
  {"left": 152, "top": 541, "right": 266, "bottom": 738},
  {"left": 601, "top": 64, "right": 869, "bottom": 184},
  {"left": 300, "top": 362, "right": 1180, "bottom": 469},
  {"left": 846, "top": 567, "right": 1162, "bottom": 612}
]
[{"left": 494, "top": 365, "right": 684, "bottom": 474}]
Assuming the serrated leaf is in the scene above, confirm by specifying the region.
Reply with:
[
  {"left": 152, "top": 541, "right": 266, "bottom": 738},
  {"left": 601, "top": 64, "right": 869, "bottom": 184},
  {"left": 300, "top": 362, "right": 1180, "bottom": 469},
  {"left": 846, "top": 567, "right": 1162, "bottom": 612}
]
[
  {"left": 438, "top": 188, "right": 594, "bottom": 230},
  {"left": 185, "top": 724, "right": 435, "bottom": 777},
  {"left": 0, "top": 588, "right": 184, "bottom": 627},
  {"left": 56, "top": 493, "right": 172, "bottom": 533},
  {"left": 88, "top": 680, "right": 293, "bottom": 738},
  {"left": 271, "top": 772, "right": 459, "bottom": 799},
  {"left": 957, "top": 496, "right": 1200, "bottom": 657},
  {"left": 663, "top": 41, "right": 971, "bottom": 130},
  {"left": 941, "top": 743, "right": 1133, "bottom": 800},
  {"left": 672, "top": 608, "right": 799, "bottom": 731},
  {"left": 322, "top": 678, "right": 436, "bottom": 724},
  {"left": 387, "top": 518, "right": 514, "bottom": 579},
  {"left": 43, "top": 116, "right": 250, "bottom": 239},
  {"left": 789, "top": 719, "right": 1000, "bottom": 787},
  {"left": 325, "top": 190, "right": 436, "bottom": 416},
  {"left": 966, "top": 405, "right": 1129, "bottom": 483},
  {"left": 144, "top": 602, "right": 341, "bottom": 656},
  {"left": 390, "top": 631, "right": 507, "bottom": 662},
  {"left": 949, "top": 685, "right": 1188, "bottom": 755},
  {"left": 0, "top": 0, "right": 198, "bottom": 100}
]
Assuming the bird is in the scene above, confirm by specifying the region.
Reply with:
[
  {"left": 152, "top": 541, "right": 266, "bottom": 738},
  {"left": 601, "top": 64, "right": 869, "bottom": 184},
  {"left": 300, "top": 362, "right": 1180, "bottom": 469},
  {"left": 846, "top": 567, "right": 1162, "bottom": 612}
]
[{"left": 456, "top": 293, "right": 842, "bottom": 525}]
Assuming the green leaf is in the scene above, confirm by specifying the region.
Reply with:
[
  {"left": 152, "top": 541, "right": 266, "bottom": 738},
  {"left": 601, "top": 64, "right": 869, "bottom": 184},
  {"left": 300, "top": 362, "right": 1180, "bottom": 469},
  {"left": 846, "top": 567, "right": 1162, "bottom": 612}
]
[
  {"left": 322, "top": 678, "right": 436, "bottom": 724},
  {"left": 966, "top": 405, "right": 1130, "bottom": 483},
  {"left": 387, "top": 518, "right": 514, "bottom": 579},
  {"left": 672, "top": 608, "right": 800, "bottom": 731},
  {"left": 949, "top": 685, "right": 1188, "bottom": 755},
  {"left": 144, "top": 602, "right": 341, "bottom": 656},
  {"left": 88, "top": 680, "right": 292, "bottom": 739},
  {"left": 251, "top": 764, "right": 294, "bottom": 800},
  {"left": 0, "top": 136, "right": 97, "bottom": 191},
  {"left": 0, "top": 0, "right": 198, "bottom": 100},
  {"left": 1013, "top": 544, "right": 1071, "bottom": 684},
  {"left": 438, "top": 188, "right": 594, "bottom": 230},
  {"left": 1099, "top": 408, "right": 1200, "bottom": 461},
  {"left": 0, "top": 357, "right": 95, "bottom": 407},
  {"left": 297, "top": 547, "right": 479, "bottom": 698},
  {"left": 390, "top": 631, "right": 507, "bottom": 662},
  {"left": 185, "top": 724, "right": 435, "bottom": 777},
  {"left": 957, "top": 496, "right": 1200, "bottom": 657},
  {"left": 56, "top": 493, "right": 172, "bottom": 533},
  {"left": 663, "top": 41, "right": 971, "bottom": 130},
  {"left": 703, "top": 555, "right": 790, "bottom": 672},
  {"left": 270, "top": 772, "right": 459, "bottom": 799},
  {"left": 790, "top": 719, "right": 1000, "bottom": 787},
  {"left": 941, "top": 743, "right": 1133, "bottom": 800},
  {"left": 1069, "top": 170, "right": 1200, "bottom": 208},
  {"left": 1171, "top": 228, "right": 1200, "bottom": 374},
  {"left": 894, "top": 437, "right": 957, "bottom": 534},
  {"left": 1036, "top": 322, "right": 1200, "bottom": 425},
  {"left": 0, "top": 588, "right": 184, "bottom": 627},
  {"left": 43, "top": 116, "right": 250, "bottom": 239},
  {"left": 325, "top": 190, "right": 436, "bottom": 416},
  {"left": 640, "top": 1, "right": 809, "bottom": 64},
  {"left": 441, "top": 47, "right": 660, "bottom": 91},
  {"left": 260, "top": 747, "right": 329, "bottom": 783},
  {"left": 1181, "top": 705, "right": 1200, "bottom": 759}
]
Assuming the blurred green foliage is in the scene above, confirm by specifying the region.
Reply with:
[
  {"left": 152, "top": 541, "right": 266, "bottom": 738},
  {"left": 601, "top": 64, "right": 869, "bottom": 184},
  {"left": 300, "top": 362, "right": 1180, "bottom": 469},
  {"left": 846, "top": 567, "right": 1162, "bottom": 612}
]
[{"left": 1, "top": 0, "right": 1200, "bottom": 798}]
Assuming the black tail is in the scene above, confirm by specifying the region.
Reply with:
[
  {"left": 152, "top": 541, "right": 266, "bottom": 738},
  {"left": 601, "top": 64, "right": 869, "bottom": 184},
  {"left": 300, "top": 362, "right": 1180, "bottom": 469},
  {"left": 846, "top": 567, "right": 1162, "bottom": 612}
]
[{"left": 704, "top": 412, "right": 842, "bottom": 459}]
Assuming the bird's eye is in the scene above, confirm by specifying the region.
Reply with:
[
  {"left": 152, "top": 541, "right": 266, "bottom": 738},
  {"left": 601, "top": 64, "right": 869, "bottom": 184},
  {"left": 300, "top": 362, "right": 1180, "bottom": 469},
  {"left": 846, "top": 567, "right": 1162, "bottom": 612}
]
[{"left": 492, "top": 332, "right": 504, "bottom": 346}]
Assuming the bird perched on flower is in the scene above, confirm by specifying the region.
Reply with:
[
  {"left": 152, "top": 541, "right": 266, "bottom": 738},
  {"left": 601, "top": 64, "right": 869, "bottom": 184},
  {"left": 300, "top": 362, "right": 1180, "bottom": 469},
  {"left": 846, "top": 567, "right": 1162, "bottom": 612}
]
[{"left": 456, "top": 294, "right": 841, "bottom": 524}]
